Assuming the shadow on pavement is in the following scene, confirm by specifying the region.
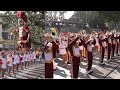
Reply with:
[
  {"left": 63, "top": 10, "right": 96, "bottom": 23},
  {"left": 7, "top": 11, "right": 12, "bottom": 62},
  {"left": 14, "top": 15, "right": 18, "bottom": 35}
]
[{"left": 54, "top": 67, "right": 69, "bottom": 78}]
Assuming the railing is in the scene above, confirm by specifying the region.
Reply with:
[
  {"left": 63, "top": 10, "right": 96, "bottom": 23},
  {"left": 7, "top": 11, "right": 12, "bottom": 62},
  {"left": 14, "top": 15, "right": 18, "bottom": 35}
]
[{"left": 0, "top": 40, "right": 14, "bottom": 44}]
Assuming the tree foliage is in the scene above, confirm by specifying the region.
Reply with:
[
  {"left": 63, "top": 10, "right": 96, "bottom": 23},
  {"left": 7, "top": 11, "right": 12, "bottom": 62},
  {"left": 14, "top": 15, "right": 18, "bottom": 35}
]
[
  {"left": 98, "top": 11, "right": 120, "bottom": 30},
  {"left": 98, "top": 11, "right": 120, "bottom": 22}
]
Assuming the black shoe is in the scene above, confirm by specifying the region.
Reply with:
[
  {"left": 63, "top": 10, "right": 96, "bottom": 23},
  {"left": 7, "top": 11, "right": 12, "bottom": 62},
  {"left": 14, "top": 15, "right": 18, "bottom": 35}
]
[
  {"left": 113, "top": 57, "right": 115, "bottom": 59},
  {"left": 53, "top": 69, "right": 57, "bottom": 71},
  {"left": 67, "top": 62, "right": 71, "bottom": 64},
  {"left": 100, "top": 62, "right": 105, "bottom": 65},
  {"left": 90, "top": 70, "right": 93, "bottom": 73}
]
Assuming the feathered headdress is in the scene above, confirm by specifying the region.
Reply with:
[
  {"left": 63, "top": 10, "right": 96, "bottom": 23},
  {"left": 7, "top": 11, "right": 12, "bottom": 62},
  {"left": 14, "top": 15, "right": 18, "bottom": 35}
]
[{"left": 16, "top": 11, "right": 27, "bottom": 23}]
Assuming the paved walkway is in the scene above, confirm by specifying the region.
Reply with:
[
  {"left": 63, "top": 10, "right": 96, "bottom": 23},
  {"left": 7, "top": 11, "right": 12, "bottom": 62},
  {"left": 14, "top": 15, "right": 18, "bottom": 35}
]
[
  {"left": 53, "top": 51, "right": 120, "bottom": 79},
  {"left": 0, "top": 59, "right": 45, "bottom": 79}
]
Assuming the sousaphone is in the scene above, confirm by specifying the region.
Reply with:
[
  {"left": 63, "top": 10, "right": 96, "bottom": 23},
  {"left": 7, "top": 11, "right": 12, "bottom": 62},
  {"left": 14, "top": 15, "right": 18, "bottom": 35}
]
[{"left": 50, "top": 28, "right": 60, "bottom": 39}]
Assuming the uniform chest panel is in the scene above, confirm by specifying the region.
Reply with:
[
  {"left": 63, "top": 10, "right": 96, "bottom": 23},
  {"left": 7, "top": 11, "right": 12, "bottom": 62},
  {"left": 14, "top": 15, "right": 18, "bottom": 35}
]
[
  {"left": 73, "top": 47, "right": 80, "bottom": 57},
  {"left": 19, "top": 27, "right": 27, "bottom": 37}
]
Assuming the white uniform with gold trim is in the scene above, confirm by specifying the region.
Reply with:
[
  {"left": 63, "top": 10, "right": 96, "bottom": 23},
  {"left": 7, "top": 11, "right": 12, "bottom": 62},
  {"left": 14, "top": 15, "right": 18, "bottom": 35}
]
[
  {"left": 73, "top": 46, "right": 81, "bottom": 57},
  {"left": 59, "top": 37, "right": 67, "bottom": 55},
  {"left": 13, "top": 55, "right": 17, "bottom": 65},
  {"left": 26, "top": 53, "right": 30, "bottom": 61},
  {"left": 95, "top": 38, "right": 99, "bottom": 46},
  {"left": 1, "top": 58, "right": 7, "bottom": 69},
  {"left": 45, "top": 43, "right": 53, "bottom": 62},
  {"left": 8, "top": 57, "right": 13, "bottom": 67}
]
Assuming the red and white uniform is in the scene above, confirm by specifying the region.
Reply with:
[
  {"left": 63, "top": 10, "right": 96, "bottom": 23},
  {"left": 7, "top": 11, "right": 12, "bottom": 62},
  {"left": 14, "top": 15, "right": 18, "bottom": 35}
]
[
  {"left": 26, "top": 53, "right": 30, "bottom": 61},
  {"left": 59, "top": 37, "right": 68, "bottom": 55},
  {"left": 45, "top": 43, "right": 53, "bottom": 62},
  {"left": 16, "top": 55, "right": 20, "bottom": 64},
  {"left": 33, "top": 51, "right": 36, "bottom": 60},
  {"left": 1, "top": 58, "right": 7, "bottom": 69},
  {"left": 13, "top": 55, "right": 17, "bottom": 65},
  {"left": 7, "top": 56, "right": 13, "bottom": 67},
  {"left": 30, "top": 53, "right": 34, "bottom": 61},
  {"left": 95, "top": 38, "right": 99, "bottom": 46}
]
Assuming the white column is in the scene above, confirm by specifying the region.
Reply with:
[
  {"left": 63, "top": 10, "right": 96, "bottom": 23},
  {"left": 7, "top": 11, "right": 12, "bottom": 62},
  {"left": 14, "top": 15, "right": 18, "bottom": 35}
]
[
  {"left": 0, "top": 24, "right": 3, "bottom": 39},
  {"left": 0, "top": 22, "right": 3, "bottom": 47}
]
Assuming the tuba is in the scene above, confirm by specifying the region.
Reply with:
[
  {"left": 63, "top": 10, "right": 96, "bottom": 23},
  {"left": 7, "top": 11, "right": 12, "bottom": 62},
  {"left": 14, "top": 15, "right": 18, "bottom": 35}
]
[
  {"left": 106, "top": 31, "right": 109, "bottom": 34},
  {"left": 50, "top": 28, "right": 60, "bottom": 39},
  {"left": 112, "top": 29, "right": 116, "bottom": 34},
  {"left": 82, "top": 30, "right": 87, "bottom": 37},
  {"left": 94, "top": 32, "right": 98, "bottom": 38}
]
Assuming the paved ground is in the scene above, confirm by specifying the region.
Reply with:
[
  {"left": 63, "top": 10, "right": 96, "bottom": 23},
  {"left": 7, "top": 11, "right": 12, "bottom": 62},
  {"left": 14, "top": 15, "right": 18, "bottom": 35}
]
[
  {"left": 2, "top": 50, "right": 119, "bottom": 79},
  {"left": 0, "top": 59, "right": 45, "bottom": 79},
  {"left": 53, "top": 51, "right": 120, "bottom": 79}
]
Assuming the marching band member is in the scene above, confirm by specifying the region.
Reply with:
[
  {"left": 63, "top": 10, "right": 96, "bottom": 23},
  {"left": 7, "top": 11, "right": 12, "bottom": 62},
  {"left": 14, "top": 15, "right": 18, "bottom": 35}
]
[
  {"left": 20, "top": 53, "right": 24, "bottom": 70},
  {"left": 16, "top": 52, "right": 20, "bottom": 72},
  {"left": 106, "top": 32, "right": 112, "bottom": 61},
  {"left": 111, "top": 32, "right": 116, "bottom": 59},
  {"left": 30, "top": 51, "right": 34, "bottom": 67},
  {"left": 68, "top": 35, "right": 80, "bottom": 78},
  {"left": 45, "top": 42, "right": 54, "bottom": 78},
  {"left": 51, "top": 39, "right": 59, "bottom": 71},
  {"left": 115, "top": 33, "right": 119, "bottom": 56},
  {"left": 59, "top": 36, "right": 68, "bottom": 67},
  {"left": 68, "top": 34, "right": 75, "bottom": 64},
  {"left": 7, "top": 54, "right": 13, "bottom": 76},
  {"left": 36, "top": 48, "right": 40, "bottom": 60},
  {"left": 0, "top": 52, "right": 2, "bottom": 69},
  {"left": 45, "top": 32, "right": 58, "bottom": 71},
  {"left": 24, "top": 52, "right": 28, "bottom": 69},
  {"left": 26, "top": 51, "right": 30, "bottom": 68},
  {"left": 64, "top": 32, "right": 71, "bottom": 64},
  {"left": 82, "top": 34, "right": 87, "bottom": 60},
  {"left": 33, "top": 50, "right": 36, "bottom": 64},
  {"left": 56, "top": 39, "right": 60, "bottom": 54},
  {"left": 94, "top": 32, "right": 99, "bottom": 54},
  {"left": 85, "top": 35, "right": 96, "bottom": 74},
  {"left": 0, "top": 54, "right": 7, "bottom": 79},
  {"left": 98, "top": 33, "right": 106, "bottom": 65},
  {"left": 79, "top": 34, "right": 84, "bottom": 59},
  {"left": 12, "top": 52, "right": 17, "bottom": 75}
]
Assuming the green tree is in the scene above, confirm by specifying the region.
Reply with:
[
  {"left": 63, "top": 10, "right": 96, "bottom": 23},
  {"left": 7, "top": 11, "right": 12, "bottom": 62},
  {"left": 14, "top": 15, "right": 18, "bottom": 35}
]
[{"left": 98, "top": 11, "right": 120, "bottom": 30}]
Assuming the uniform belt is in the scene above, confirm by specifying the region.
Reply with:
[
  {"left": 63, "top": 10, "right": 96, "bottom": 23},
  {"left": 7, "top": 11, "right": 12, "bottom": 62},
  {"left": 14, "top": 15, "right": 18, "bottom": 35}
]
[
  {"left": 88, "top": 51, "right": 92, "bottom": 52},
  {"left": 60, "top": 48, "right": 66, "bottom": 49},
  {"left": 73, "top": 55, "right": 80, "bottom": 57},
  {"left": 45, "top": 60, "right": 53, "bottom": 63}
]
